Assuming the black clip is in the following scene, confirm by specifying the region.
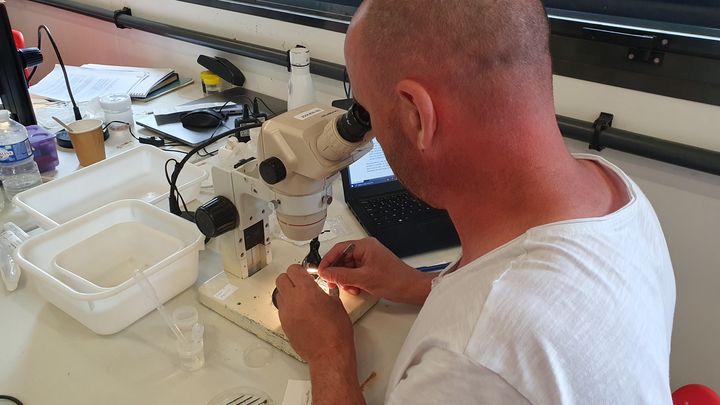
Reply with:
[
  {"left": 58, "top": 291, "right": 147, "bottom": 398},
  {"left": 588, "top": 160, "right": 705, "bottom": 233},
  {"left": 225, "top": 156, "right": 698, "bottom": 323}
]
[
  {"left": 113, "top": 7, "right": 132, "bottom": 29},
  {"left": 590, "top": 112, "right": 613, "bottom": 152}
]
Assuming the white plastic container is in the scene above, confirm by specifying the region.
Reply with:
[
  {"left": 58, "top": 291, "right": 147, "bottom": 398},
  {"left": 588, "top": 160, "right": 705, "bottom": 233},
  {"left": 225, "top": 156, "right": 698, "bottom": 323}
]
[
  {"left": 15, "top": 200, "right": 204, "bottom": 335},
  {"left": 53, "top": 222, "right": 184, "bottom": 290},
  {"left": 13, "top": 145, "right": 207, "bottom": 229}
]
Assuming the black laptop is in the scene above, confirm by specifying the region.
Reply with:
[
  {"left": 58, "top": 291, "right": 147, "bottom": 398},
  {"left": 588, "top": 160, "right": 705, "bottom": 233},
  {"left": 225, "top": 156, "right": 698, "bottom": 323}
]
[{"left": 341, "top": 139, "right": 460, "bottom": 257}]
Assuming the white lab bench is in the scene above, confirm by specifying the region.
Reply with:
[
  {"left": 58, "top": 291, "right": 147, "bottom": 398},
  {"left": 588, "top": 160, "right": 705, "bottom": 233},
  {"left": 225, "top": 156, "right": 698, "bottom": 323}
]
[{"left": 0, "top": 86, "right": 461, "bottom": 404}]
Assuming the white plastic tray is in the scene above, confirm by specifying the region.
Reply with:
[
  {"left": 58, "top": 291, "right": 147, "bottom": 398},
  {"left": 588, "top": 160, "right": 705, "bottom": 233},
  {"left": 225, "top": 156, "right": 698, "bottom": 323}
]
[
  {"left": 13, "top": 145, "right": 207, "bottom": 229},
  {"left": 15, "top": 200, "right": 204, "bottom": 335}
]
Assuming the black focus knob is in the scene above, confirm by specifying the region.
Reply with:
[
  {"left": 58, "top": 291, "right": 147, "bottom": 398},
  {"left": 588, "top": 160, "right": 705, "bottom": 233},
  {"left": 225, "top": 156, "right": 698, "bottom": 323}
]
[
  {"left": 259, "top": 157, "right": 287, "bottom": 185},
  {"left": 195, "top": 196, "right": 238, "bottom": 238},
  {"left": 18, "top": 47, "right": 43, "bottom": 69}
]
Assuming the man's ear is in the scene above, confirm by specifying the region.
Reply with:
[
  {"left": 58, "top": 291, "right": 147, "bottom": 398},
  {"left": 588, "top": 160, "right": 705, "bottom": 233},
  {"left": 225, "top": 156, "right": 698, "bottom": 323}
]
[{"left": 395, "top": 80, "right": 437, "bottom": 151}]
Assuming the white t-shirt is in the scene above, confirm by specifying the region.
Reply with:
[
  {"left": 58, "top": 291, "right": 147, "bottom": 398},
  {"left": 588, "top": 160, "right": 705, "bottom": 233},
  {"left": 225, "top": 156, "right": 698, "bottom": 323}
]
[{"left": 385, "top": 154, "right": 676, "bottom": 404}]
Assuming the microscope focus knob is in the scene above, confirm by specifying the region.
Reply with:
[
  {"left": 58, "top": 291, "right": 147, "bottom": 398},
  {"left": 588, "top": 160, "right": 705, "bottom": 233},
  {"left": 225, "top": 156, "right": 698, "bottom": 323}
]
[
  {"left": 259, "top": 157, "right": 287, "bottom": 185},
  {"left": 195, "top": 196, "right": 239, "bottom": 238}
]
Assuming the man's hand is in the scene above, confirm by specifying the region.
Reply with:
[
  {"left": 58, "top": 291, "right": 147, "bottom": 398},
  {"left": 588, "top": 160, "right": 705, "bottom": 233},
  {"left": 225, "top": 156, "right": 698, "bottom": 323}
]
[
  {"left": 276, "top": 265, "right": 366, "bottom": 405},
  {"left": 318, "top": 237, "right": 437, "bottom": 305},
  {"left": 275, "top": 265, "right": 355, "bottom": 364}
]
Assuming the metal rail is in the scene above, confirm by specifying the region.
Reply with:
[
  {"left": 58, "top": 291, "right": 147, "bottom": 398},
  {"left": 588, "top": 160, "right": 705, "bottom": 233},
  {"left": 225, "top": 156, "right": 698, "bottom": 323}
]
[
  {"left": 29, "top": 0, "right": 347, "bottom": 81},
  {"left": 27, "top": 0, "right": 720, "bottom": 176}
]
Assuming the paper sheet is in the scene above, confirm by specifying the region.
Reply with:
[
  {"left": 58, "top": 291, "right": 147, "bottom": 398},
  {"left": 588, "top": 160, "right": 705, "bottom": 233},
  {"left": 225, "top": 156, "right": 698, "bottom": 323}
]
[
  {"left": 282, "top": 380, "right": 312, "bottom": 405},
  {"left": 30, "top": 65, "right": 146, "bottom": 102}
]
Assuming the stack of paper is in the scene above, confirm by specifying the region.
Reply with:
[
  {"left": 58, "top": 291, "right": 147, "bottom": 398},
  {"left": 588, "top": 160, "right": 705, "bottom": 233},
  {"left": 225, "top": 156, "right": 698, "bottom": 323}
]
[{"left": 30, "top": 64, "right": 193, "bottom": 103}]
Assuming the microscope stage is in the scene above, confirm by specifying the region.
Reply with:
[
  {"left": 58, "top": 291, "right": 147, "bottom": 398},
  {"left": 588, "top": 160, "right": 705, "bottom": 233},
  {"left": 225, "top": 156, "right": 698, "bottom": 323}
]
[{"left": 198, "top": 260, "right": 379, "bottom": 362}]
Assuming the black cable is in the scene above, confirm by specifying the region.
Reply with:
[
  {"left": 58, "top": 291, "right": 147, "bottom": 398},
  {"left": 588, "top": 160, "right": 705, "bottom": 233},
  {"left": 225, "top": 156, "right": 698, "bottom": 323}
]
[
  {"left": 102, "top": 121, "right": 139, "bottom": 140},
  {"left": 234, "top": 95, "right": 277, "bottom": 118},
  {"left": 160, "top": 148, "right": 189, "bottom": 155},
  {"left": 166, "top": 121, "right": 263, "bottom": 218},
  {"left": 254, "top": 96, "right": 277, "bottom": 117},
  {"left": 29, "top": 25, "right": 81, "bottom": 121},
  {"left": 198, "top": 120, "right": 229, "bottom": 157},
  {"left": 0, "top": 395, "right": 23, "bottom": 405},
  {"left": 165, "top": 158, "right": 191, "bottom": 215},
  {"left": 343, "top": 68, "right": 351, "bottom": 99}
]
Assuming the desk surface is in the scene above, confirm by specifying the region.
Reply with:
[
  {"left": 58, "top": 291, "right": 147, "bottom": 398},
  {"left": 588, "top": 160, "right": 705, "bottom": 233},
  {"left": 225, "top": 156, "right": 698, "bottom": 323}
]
[{"left": 0, "top": 87, "right": 460, "bottom": 404}]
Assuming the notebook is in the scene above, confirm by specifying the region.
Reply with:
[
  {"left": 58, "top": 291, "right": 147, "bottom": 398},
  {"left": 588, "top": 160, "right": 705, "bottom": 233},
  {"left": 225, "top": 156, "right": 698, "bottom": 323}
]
[
  {"left": 341, "top": 138, "right": 460, "bottom": 257},
  {"left": 81, "top": 64, "right": 178, "bottom": 99},
  {"left": 136, "top": 77, "right": 194, "bottom": 102}
]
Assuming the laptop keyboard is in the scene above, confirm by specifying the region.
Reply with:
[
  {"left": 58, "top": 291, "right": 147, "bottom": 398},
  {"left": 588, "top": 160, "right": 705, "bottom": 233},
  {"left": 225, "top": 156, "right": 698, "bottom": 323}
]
[{"left": 359, "top": 192, "right": 442, "bottom": 228}]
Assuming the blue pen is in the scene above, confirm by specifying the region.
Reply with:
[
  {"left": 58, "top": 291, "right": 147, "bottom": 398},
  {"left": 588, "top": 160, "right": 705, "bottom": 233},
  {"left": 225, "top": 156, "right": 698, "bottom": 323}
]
[{"left": 416, "top": 262, "right": 451, "bottom": 272}]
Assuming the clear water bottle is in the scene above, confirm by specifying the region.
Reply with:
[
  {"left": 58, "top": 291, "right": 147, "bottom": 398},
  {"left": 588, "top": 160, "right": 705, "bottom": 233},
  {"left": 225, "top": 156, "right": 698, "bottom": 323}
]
[
  {"left": 287, "top": 46, "right": 316, "bottom": 110},
  {"left": 0, "top": 110, "right": 42, "bottom": 200}
]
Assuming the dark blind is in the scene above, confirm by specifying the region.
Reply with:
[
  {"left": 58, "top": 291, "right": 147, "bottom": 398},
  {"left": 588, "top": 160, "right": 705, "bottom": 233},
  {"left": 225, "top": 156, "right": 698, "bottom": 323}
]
[{"left": 546, "top": 0, "right": 720, "bottom": 30}]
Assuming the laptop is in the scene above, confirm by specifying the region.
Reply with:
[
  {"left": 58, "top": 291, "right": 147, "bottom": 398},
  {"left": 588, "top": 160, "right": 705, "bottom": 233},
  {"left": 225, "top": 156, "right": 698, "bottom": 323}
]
[
  {"left": 136, "top": 87, "right": 287, "bottom": 147},
  {"left": 341, "top": 138, "right": 460, "bottom": 257}
]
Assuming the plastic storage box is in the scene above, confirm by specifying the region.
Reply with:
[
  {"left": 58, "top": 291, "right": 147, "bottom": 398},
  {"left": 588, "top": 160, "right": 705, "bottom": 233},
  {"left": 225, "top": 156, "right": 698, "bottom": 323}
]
[
  {"left": 15, "top": 200, "right": 204, "bottom": 335},
  {"left": 13, "top": 145, "right": 207, "bottom": 229}
]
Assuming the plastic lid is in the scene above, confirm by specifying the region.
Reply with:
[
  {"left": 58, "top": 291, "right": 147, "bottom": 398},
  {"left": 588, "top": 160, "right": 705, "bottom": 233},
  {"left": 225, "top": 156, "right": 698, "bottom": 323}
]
[
  {"left": 99, "top": 94, "right": 132, "bottom": 112},
  {"left": 26, "top": 125, "right": 56, "bottom": 142},
  {"left": 200, "top": 71, "right": 221, "bottom": 86},
  {"left": 0, "top": 110, "right": 9, "bottom": 122}
]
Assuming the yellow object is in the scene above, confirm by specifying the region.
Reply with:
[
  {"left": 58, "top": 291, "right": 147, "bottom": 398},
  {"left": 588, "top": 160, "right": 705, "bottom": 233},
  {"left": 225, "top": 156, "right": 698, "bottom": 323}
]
[{"left": 200, "top": 70, "right": 221, "bottom": 94}]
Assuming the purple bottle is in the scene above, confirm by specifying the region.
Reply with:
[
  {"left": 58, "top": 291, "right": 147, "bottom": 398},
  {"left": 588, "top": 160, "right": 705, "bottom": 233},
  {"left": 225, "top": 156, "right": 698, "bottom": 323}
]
[{"left": 26, "top": 125, "right": 59, "bottom": 173}]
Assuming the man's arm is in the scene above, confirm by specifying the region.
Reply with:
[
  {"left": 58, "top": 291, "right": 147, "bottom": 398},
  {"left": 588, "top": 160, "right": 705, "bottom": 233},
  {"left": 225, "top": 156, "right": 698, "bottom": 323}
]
[
  {"left": 309, "top": 350, "right": 365, "bottom": 405},
  {"left": 276, "top": 266, "right": 366, "bottom": 405}
]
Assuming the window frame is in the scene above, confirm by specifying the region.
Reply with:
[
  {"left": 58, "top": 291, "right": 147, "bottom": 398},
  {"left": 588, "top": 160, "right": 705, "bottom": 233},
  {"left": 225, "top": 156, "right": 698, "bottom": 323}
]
[
  {"left": 182, "top": 0, "right": 720, "bottom": 106},
  {"left": 178, "top": 0, "right": 357, "bottom": 32}
]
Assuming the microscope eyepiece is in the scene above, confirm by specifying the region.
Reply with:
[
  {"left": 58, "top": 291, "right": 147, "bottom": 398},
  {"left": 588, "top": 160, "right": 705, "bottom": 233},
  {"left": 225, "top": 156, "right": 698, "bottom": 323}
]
[{"left": 336, "top": 102, "right": 371, "bottom": 143}]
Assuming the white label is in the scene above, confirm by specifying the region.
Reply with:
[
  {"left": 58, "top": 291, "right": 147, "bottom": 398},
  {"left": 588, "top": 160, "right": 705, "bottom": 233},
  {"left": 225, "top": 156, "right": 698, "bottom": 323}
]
[
  {"left": 294, "top": 107, "right": 324, "bottom": 121},
  {"left": 214, "top": 283, "right": 239, "bottom": 301},
  {"left": 282, "top": 380, "right": 312, "bottom": 405}
]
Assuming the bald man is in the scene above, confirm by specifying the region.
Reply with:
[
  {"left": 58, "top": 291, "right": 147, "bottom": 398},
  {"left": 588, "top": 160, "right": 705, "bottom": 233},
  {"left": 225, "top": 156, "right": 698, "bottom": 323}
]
[{"left": 274, "top": 1, "right": 676, "bottom": 404}]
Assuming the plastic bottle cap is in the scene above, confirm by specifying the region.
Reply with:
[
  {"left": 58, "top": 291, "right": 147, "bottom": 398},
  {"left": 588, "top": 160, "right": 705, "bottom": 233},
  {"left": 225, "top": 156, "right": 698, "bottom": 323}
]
[
  {"left": 200, "top": 71, "right": 221, "bottom": 86},
  {"left": 0, "top": 110, "right": 9, "bottom": 122},
  {"left": 289, "top": 47, "right": 311, "bottom": 67},
  {"left": 99, "top": 94, "right": 132, "bottom": 112}
]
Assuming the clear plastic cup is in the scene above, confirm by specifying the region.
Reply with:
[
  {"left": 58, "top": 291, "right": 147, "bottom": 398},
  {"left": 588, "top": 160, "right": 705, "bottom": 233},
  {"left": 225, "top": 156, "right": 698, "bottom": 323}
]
[
  {"left": 176, "top": 322, "right": 205, "bottom": 371},
  {"left": 172, "top": 305, "right": 199, "bottom": 335}
]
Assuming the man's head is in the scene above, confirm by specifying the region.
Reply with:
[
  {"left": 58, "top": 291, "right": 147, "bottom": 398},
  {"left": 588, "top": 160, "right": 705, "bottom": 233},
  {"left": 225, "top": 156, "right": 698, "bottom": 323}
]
[{"left": 345, "top": 0, "right": 555, "bottom": 207}]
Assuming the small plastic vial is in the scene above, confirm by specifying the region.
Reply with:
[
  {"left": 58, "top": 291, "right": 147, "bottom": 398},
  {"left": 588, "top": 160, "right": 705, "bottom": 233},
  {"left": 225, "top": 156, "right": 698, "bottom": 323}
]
[
  {"left": 26, "top": 125, "right": 59, "bottom": 173},
  {"left": 99, "top": 94, "right": 134, "bottom": 137},
  {"left": 200, "top": 71, "right": 222, "bottom": 95}
]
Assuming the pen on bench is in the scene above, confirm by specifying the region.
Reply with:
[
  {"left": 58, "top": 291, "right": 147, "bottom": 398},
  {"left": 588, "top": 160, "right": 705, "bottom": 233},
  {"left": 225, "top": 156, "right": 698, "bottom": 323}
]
[{"left": 416, "top": 262, "right": 451, "bottom": 272}]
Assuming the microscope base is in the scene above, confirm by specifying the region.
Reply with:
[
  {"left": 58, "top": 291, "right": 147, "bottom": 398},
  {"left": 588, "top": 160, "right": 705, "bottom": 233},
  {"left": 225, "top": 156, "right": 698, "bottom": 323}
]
[{"left": 198, "top": 265, "right": 379, "bottom": 362}]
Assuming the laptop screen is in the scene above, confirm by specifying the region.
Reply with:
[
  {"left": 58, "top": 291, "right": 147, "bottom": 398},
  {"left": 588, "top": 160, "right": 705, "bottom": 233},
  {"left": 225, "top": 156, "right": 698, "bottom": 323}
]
[{"left": 347, "top": 139, "right": 397, "bottom": 188}]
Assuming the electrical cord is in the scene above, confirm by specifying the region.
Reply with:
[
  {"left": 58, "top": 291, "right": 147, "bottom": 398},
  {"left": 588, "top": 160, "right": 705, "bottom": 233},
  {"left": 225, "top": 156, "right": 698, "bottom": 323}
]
[
  {"left": 160, "top": 148, "right": 188, "bottom": 155},
  {"left": 102, "top": 121, "right": 139, "bottom": 140},
  {"left": 253, "top": 96, "right": 277, "bottom": 117},
  {"left": 166, "top": 121, "right": 263, "bottom": 219},
  {"left": 343, "top": 68, "right": 352, "bottom": 99},
  {"left": 28, "top": 25, "right": 81, "bottom": 121},
  {"left": 0, "top": 395, "right": 23, "bottom": 405},
  {"left": 234, "top": 95, "right": 277, "bottom": 118}
]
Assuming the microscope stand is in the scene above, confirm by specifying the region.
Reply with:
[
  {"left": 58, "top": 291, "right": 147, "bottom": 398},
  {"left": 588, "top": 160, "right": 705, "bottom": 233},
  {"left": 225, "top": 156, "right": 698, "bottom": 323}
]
[{"left": 198, "top": 261, "right": 379, "bottom": 362}]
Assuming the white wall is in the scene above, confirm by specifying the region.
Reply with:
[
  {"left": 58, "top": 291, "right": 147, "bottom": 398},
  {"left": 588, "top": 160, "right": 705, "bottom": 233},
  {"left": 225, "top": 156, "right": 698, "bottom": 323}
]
[{"left": 7, "top": 0, "right": 720, "bottom": 391}]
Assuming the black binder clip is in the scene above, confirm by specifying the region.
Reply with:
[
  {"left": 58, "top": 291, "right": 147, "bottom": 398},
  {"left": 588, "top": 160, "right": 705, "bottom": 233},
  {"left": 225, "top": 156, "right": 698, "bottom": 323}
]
[
  {"left": 113, "top": 7, "right": 132, "bottom": 29},
  {"left": 590, "top": 112, "right": 613, "bottom": 152}
]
